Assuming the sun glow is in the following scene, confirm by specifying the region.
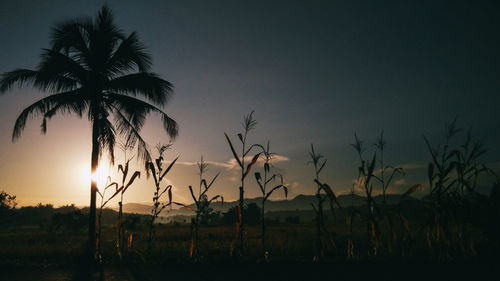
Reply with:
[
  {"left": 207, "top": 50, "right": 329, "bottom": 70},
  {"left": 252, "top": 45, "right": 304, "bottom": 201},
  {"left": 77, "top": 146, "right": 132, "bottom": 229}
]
[{"left": 81, "top": 163, "right": 110, "bottom": 191}]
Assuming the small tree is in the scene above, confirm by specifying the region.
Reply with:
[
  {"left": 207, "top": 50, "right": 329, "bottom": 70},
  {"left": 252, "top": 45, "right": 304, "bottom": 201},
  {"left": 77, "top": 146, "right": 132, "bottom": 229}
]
[
  {"left": 187, "top": 156, "right": 222, "bottom": 259},
  {"left": 254, "top": 141, "right": 287, "bottom": 259},
  {"left": 0, "top": 190, "right": 17, "bottom": 222}
]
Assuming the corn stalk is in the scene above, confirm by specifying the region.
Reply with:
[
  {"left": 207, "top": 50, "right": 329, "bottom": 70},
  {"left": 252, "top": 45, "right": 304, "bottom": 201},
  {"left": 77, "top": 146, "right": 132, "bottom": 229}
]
[
  {"left": 309, "top": 144, "right": 341, "bottom": 261},
  {"left": 372, "top": 130, "right": 404, "bottom": 254},
  {"left": 351, "top": 133, "right": 380, "bottom": 256},
  {"left": 115, "top": 141, "right": 140, "bottom": 259},
  {"left": 188, "top": 156, "right": 222, "bottom": 259},
  {"left": 254, "top": 141, "right": 287, "bottom": 260},
  {"left": 224, "top": 110, "right": 261, "bottom": 257},
  {"left": 147, "top": 143, "right": 181, "bottom": 251},
  {"left": 423, "top": 119, "right": 487, "bottom": 260}
]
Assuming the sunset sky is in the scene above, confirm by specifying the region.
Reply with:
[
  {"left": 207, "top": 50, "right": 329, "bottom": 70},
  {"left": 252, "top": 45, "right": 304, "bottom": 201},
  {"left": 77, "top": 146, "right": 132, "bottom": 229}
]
[{"left": 0, "top": 0, "right": 499, "bottom": 207}]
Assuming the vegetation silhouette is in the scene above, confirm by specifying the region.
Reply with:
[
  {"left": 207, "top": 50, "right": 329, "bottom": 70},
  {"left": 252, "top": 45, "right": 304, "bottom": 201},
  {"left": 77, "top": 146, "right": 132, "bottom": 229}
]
[
  {"left": 187, "top": 155, "right": 222, "bottom": 259},
  {"left": 0, "top": 5, "right": 178, "bottom": 259},
  {"left": 146, "top": 143, "right": 186, "bottom": 251},
  {"left": 253, "top": 141, "right": 287, "bottom": 259},
  {"left": 308, "top": 144, "right": 341, "bottom": 260},
  {"left": 224, "top": 110, "right": 262, "bottom": 257}
]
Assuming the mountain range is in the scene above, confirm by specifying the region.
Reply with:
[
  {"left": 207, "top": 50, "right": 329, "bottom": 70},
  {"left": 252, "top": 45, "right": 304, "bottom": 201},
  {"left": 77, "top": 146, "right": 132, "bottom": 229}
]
[{"left": 121, "top": 194, "right": 417, "bottom": 217}]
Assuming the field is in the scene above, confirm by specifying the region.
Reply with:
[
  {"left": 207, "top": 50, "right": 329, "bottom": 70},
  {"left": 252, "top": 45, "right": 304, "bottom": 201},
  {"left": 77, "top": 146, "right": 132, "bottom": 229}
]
[{"left": 0, "top": 216, "right": 498, "bottom": 281}]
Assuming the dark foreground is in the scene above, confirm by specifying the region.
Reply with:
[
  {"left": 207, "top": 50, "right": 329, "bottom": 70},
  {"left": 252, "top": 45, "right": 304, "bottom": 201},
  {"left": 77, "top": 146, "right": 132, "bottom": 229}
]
[
  {"left": 1, "top": 260, "right": 497, "bottom": 281},
  {"left": 1, "top": 222, "right": 499, "bottom": 281}
]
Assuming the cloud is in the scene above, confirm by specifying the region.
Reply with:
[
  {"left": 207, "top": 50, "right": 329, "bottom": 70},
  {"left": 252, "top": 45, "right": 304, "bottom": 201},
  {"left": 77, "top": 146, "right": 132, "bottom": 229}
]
[
  {"left": 394, "top": 179, "right": 406, "bottom": 186},
  {"left": 175, "top": 160, "right": 233, "bottom": 169},
  {"left": 175, "top": 154, "right": 290, "bottom": 171},
  {"left": 372, "top": 163, "right": 426, "bottom": 176},
  {"left": 399, "top": 163, "right": 426, "bottom": 170}
]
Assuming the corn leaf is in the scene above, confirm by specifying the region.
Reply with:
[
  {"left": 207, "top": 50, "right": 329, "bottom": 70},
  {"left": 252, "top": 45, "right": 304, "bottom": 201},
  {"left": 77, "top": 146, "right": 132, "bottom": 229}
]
[
  {"left": 173, "top": 202, "right": 192, "bottom": 211},
  {"left": 402, "top": 184, "right": 421, "bottom": 199},
  {"left": 123, "top": 171, "right": 140, "bottom": 193},
  {"left": 104, "top": 182, "right": 118, "bottom": 191},
  {"left": 207, "top": 172, "right": 220, "bottom": 189},
  {"left": 188, "top": 185, "right": 197, "bottom": 204},
  {"left": 243, "top": 153, "right": 261, "bottom": 179},
  {"left": 317, "top": 159, "right": 327, "bottom": 174},
  {"left": 160, "top": 156, "right": 179, "bottom": 181},
  {"left": 225, "top": 133, "right": 243, "bottom": 169},
  {"left": 255, "top": 172, "right": 264, "bottom": 194},
  {"left": 147, "top": 162, "right": 158, "bottom": 186}
]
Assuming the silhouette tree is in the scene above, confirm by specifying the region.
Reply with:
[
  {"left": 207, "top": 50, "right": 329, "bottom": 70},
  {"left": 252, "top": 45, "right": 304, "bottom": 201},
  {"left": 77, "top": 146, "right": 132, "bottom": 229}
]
[{"left": 0, "top": 6, "right": 177, "bottom": 258}]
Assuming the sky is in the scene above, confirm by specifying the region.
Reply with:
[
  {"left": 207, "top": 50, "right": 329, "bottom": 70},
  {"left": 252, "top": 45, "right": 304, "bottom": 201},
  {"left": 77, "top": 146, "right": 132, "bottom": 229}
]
[{"left": 0, "top": 0, "right": 499, "bottom": 207}]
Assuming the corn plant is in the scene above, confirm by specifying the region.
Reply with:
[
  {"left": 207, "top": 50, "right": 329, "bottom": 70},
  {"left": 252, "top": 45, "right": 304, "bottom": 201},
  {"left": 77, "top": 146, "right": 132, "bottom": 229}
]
[
  {"left": 146, "top": 143, "right": 182, "bottom": 250},
  {"left": 372, "top": 131, "right": 404, "bottom": 253},
  {"left": 187, "top": 156, "right": 222, "bottom": 259},
  {"left": 254, "top": 141, "right": 287, "bottom": 259},
  {"left": 96, "top": 177, "right": 120, "bottom": 262},
  {"left": 308, "top": 144, "right": 341, "bottom": 261},
  {"left": 115, "top": 141, "right": 141, "bottom": 259},
  {"left": 423, "top": 119, "right": 488, "bottom": 260},
  {"left": 351, "top": 134, "right": 380, "bottom": 256},
  {"left": 373, "top": 131, "right": 405, "bottom": 205},
  {"left": 224, "top": 110, "right": 262, "bottom": 256},
  {"left": 345, "top": 183, "right": 360, "bottom": 260}
]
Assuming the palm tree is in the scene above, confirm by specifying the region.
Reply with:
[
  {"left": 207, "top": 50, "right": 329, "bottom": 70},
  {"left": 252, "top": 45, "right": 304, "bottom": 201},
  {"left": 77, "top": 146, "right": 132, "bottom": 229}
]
[{"left": 0, "top": 5, "right": 178, "bottom": 257}]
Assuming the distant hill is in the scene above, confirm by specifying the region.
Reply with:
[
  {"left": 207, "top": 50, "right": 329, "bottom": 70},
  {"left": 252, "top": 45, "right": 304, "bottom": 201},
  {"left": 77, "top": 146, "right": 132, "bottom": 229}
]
[{"left": 121, "top": 193, "right": 417, "bottom": 217}]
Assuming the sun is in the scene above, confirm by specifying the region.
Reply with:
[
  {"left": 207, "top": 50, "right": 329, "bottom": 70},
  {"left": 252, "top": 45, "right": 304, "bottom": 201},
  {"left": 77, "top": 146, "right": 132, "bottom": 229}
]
[{"left": 80, "top": 163, "right": 110, "bottom": 191}]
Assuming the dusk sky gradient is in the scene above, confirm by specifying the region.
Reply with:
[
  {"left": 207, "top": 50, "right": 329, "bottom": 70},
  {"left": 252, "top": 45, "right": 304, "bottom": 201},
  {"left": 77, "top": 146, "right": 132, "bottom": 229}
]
[{"left": 1, "top": 0, "right": 499, "bottom": 207}]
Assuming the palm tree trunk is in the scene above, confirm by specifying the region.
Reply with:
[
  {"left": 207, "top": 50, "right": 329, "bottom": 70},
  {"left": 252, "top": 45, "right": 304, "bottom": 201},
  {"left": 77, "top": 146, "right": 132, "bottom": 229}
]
[
  {"left": 261, "top": 199, "right": 266, "bottom": 255},
  {"left": 238, "top": 185, "right": 244, "bottom": 253},
  {"left": 195, "top": 212, "right": 200, "bottom": 257},
  {"left": 117, "top": 199, "right": 123, "bottom": 259},
  {"left": 316, "top": 194, "right": 323, "bottom": 259},
  {"left": 89, "top": 123, "right": 99, "bottom": 259}
]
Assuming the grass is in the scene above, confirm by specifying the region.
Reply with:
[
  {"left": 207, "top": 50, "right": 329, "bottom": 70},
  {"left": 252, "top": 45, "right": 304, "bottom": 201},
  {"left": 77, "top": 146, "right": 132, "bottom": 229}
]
[
  {"left": 0, "top": 216, "right": 493, "bottom": 267},
  {"left": 0, "top": 216, "right": 498, "bottom": 281}
]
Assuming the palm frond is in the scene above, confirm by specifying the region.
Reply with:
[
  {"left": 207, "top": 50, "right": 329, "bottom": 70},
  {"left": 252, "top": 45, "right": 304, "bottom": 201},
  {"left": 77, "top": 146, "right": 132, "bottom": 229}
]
[
  {"left": 107, "top": 93, "right": 178, "bottom": 139},
  {"left": 106, "top": 73, "right": 173, "bottom": 105},
  {"left": 0, "top": 69, "right": 38, "bottom": 93},
  {"left": 106, "top": 32, "right": 152, "bottom": 75},
  {"left": 1, "top": 67, "right": 78, "bottom": 94},
  {"left": 50, "top": 17, "right": 93, "bottom": 65},
  {"left": 110, "top": 103, "right": 152, "bottom": 168},
  {"left": 38, "top": 48, "right": 89, "bottom": 82},
  {"left": 11, "top": 90, "right": 84, "bottom": 140},
  {"left": 94, "top": 115, "right": 116, "bottom": 164}
]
